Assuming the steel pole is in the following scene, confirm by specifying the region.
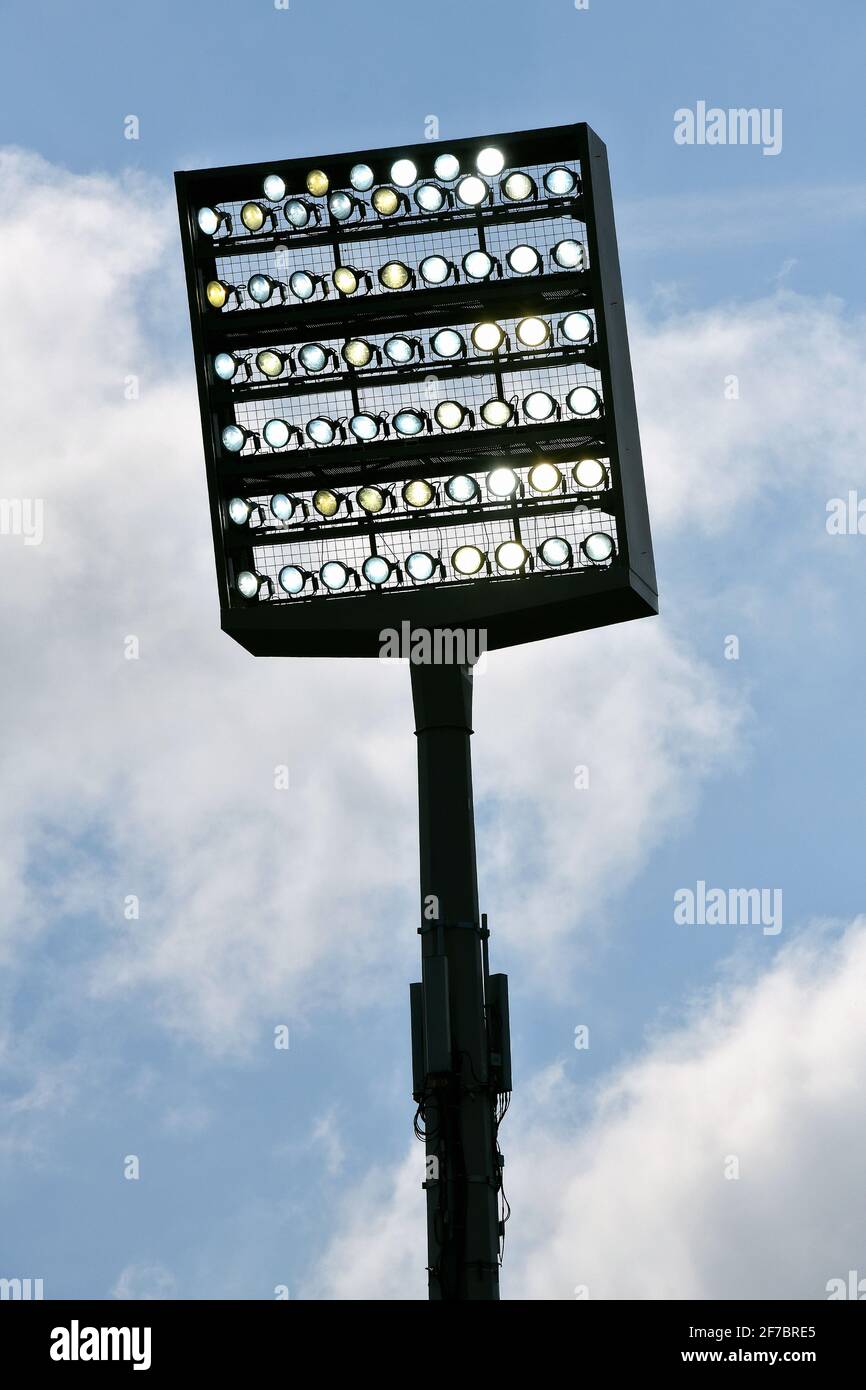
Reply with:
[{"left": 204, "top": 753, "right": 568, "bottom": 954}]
[{"left": 410, "top": 658, "right": 502, "bottom": 1301}]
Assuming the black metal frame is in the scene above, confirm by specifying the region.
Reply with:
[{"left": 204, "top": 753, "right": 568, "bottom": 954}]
[{"left": 176, "top": 124, "right": 657, "bottom": 657}]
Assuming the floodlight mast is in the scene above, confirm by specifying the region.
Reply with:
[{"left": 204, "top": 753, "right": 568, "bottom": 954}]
[{"left": 176, "top": 122, "right": 657, "bottom": 1304}]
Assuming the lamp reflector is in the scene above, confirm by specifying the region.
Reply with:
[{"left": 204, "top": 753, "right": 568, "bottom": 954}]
[
  {"left": 476, "top": 146, "right": 505, "bottom": 176},
  {"left": 279, "top": 565, "right": 306, "bottom": 594},
  {"left": 305, "top": 169, "right": 329, "bottom": 196},
  {"left": 406, "top": 551, "right": 436, "bottom": 581},
  {"left": 539, "top": 536, "right": 571, "bottom": 567},
  {"left": 394, "top": 410, "right": 426, "bottom": 437},
  {"left": 263, "top": 174, "right": 286, "bottom": 201},
  {"left": 487, "top": 466, "right": 519, "bottom": 498},
  {"left": 236, "top": 570, "right": 260, "bottom": 598},
  {"left": 495, "top": 540, "right": 528, "bottom": 571},
  {"left": 583, "top": 532, "right": 614, "bottom": 562},
  {"left": 452, "top": 545, "right": 485, "bottom": 575},
  {"left": 402, "top": 478, "right": 434, "bottom": 507},
  {"left": 320, "top": 560, "right": 350, "bottom": 590}
]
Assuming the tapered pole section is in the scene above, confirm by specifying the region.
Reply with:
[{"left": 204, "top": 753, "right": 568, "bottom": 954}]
[{"left": 411, "top": 659, "right": 501, "bottom": 1301}]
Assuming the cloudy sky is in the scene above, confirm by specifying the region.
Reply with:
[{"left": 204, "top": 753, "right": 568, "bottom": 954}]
[{"left": 1, "top": 0, "right": 865, "bottom": 1301}]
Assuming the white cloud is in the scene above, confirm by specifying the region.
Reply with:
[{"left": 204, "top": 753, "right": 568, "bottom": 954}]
[
  {"left": 630, "top": 291, "right": 866, "bottom": 534},
  {"left": 111, "top": 1262, "right": 177, "bottom": 1300},
  {"left": 305, "top": 919, "right": 866, "bottom": 1300}
]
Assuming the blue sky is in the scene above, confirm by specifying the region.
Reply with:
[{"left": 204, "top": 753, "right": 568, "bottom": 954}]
[{"left": 1, "top": 0, "right": 866, "bottom": 1300}]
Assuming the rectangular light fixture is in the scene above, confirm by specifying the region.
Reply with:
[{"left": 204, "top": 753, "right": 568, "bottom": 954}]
[{"left": 176, "top": 124, "right": 657, "bottom": 657}]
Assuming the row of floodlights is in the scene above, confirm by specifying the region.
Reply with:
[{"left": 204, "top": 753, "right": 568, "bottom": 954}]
[
  {"left": 236, "top": 529, "right": 614, "bottom": 601},
  {"left": 228, "top": 459, "right": 610, "bottom": 532},
  {"left": 197, "top": 149, "right": 580, "bottom": 237},
  {"left": 205, "top": 239, "right": 584, "bottom": 311},
  {"left": 222, "top": 383, "right": 601, "bottom": 454},
  {"left": 214, "top": 311, "right": 594, "bottom": 388}
]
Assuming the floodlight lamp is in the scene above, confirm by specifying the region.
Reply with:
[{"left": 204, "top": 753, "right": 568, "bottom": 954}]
[
  {"left": 495, "top": 540, "right": 529, "bottom": 571},
  {"left": 263, "top": 418, "right": 302, "bottom": 450},
  {"left": 319, "top": 560, "right": 351, "bottom": 591},
  {"left": 452, "top": 545, "right": 486, "bottom": 576},
  {"left": 445, "top": 474, "right": 479, "bottom": 504},
  {"left": 236, "top": 570, "right": 265, "bottom": 598},
  {"left": 539, "top": 536, "right": 572, "bottom": 567},
  {"left": 476, "top": 146, "right": 505, "bottom": 176},
  {"left": 256, "top": 348, "right": 292, "bottom": 379},
  {"left": 487, "top": 466, "right": 519, "bottom": 498},
  {"left": 391, "top": 158, "right": 417, "bottom": 187},
  {"left": 415, "top": 183, "right": 447, "bottom": 213},
  {"left": 430, "top": 328, "right": 465, "bottom": 359},
  {"left": 240, "top": 201, "right": 273, "bottom": 233},
  {"left": 332, "top": 265, "right": 369, "bottom": 296},
  {"left": 566, "top": 386, "right": 601, "bottom": 416},
  {"left": 247, "top": 273, "right": 286, "bottom": 305},
  {"left": 227, "top": 497, "right": 253, "bottom": 525},
  {"left": 515, "top": 316, "right": 550, "bottom": 348},
  {"left": 350, "top": 163, "right": 375, "bottom": 191},
  {"left": 434, "top": 152, "right": 460, "bottom": 180},
  {"left": 456, "top": 175, "right": 489, "bottom": 207},
  {"left": 406, "top": 550, "right": 437, "bottom": 581},
  {"left": 356, "top": 485, "right": 388, "bottom": 514},
  {"left": 329, "top": 190, "right": 365, "bottom": 222},
  {"left": 419, "top": 255, "right": 455, "bottom": 286},
  {"left": 544, "top": 166, "right": 578, "bottom": 196},
  {"left": 306, "top": 417, "right": 344, "bottom": 446},
  {"left": 298, "top": 342, "right": 334, "bottom": 373},
  {"left": 289, "top": 269, "right": 325, "bottom": 301},
  {"left": 402, "top": 478, "right": 435, "bottom": 508},
  {"left": 471, "top": 321, "right": 506, "bottom": 353},
  {"left": 394, "top": 409, "right": 429, "bottom": 437},
  {"left": 480, "top": 397, "right": 516, "bottom": 427},
  {"left": 284, "top": 198, "right": 319, "bottom": 229},
  {"left": 506, "top": 244, "right": 541, "bottom": 276},
  {"left": 522, "top": 390, "right": 559, "bottom": 421},
  {"left": 197, "top": 206, "right": 231, "bottom": 236},
  {"left": 378, "top": 260, "right": 414, "bottom": 290},
  {"left": 213, "top": 352, "right": 245, "bottom": 381},
  {"left": 462, "top": 250, "right": 498, "bottom": 281},
  {"left": 312, "top": 488, "right": 343, "bottom": 518},
  {"left": 349, "top": 412, "right": 387, "bottom": 441},
  {"left": 572, "top": 458, "right": 607, "bottom": 489},
  {"left": 372, "top": 185, "right": 404, "bottom": 217},
  {"left": 221, "top": 424, "right": 257, "bottom": 453},
  {"left": 384, "top": 334, "right": 421, "bottom": 365},
  {"left": 305, "top": 169, "right": 329, "bottom": 196},
  {"left": 583, "top": 532, "right": 615, "bottom": 563},
  {"left": 528, "top": 461, "right": 562, "bottom": 493},
  {"left": 206, "top": 279, "right": 242, "bottom": 309},
  {"left": 560, "top": 311, "right": 594, "bottom": 344},
  {"left": 435, "top": 400, "right": 472, "bottom": 431},
  {"left": 278, "top": 565, "right": 308, "bottom": 595},
  {"left": 363, "top": 554, "right": 393, "bottom": 586},
  {"left": 270, "top": 493, "right": 296, "bottom": 521},
  {"left": 342, "top": 338, "right": 377, "bottom": 368},
  {"left": 552, "top": 239, "right": 585, "bottom": 269},
  {"left": 263, "top": 173, "right": 286, "bottom": 201},
  {"left": 501, "top": 171, "right": 536, "bottom": 202}
]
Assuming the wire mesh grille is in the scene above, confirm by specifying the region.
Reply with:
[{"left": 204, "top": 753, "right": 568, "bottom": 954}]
[
  {"left": 202, "top": 157, "right": 585, "bottom": 313},
  {"left": 223, "top": 309, "right": 601, "bottom": 455},
  {"left": 248, "top": 482, "right": 618, "bottom": 605}
]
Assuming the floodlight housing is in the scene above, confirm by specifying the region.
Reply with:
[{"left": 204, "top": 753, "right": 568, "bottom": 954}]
[{"left": 176, "top": 123, "right": 657, "bottom": 657}]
